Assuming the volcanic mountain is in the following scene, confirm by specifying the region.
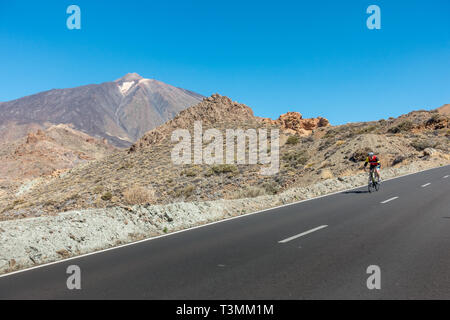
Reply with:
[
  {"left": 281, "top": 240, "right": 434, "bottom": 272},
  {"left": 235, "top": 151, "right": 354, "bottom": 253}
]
[{"left": 0, "top": 73, "right": 204, "bottom": 147}]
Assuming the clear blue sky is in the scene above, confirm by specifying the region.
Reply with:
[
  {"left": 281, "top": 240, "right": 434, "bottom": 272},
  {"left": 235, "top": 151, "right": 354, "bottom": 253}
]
[{"left": 0, "top": 0, "right": 449, "bottom": 124}]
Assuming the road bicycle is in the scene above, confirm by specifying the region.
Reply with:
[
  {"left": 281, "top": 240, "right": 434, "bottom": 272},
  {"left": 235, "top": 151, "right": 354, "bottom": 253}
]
[{"left": 367, "top": 167, "right": 380, "bottom": 193}]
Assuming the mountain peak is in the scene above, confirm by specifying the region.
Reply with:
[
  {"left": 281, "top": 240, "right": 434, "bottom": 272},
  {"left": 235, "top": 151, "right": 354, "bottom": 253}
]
[{"left": 116, "top": 72, "right": 144, "bottom": 82}]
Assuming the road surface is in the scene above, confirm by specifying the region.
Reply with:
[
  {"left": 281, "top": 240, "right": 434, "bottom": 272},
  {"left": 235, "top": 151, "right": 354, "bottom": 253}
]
[{"left": 1, "top": 165, "right": 449, "bottom": 299}]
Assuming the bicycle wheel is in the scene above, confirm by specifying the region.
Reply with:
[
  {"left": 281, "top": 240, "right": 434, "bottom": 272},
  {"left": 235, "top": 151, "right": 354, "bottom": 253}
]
[
  {"left": 368, "top": 172, "right": 374, "bottom": 193},
  {"left": 375, "top": 181, "right": 380, "bottom": 191}
]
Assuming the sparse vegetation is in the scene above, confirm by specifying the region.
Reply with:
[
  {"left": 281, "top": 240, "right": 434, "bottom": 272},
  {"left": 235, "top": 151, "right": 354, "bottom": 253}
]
[
  {"left": 427, "top": 113, "right": 442, "bottom": 125},
  {"left": 356, "top": 125, "right": 377, "bottom": 134},
  {"left": 392, "top": 156, "right": 405, "bottom": 166},
  {"left": 204, "top": 168, "right": 214, "bottom": 177},
  {"left": 181, "top": 166, "right": 200, "bottom": 177},
  {"left": 322, "top": 129, "right": 337, "bottom": 139},
  {"left": 230, "top": 186, "right": 266, "bottom": 199},
  {"left": 93, "top": 185, "right": 104, "bottom": 194},
  {"left": 282, "top": 151, "right": 309, "bottom": 168},
  {"left": 2, "top": 199, "right": 25, "bottom": 213},
  {"left": 101, "top": 192, "right": 113, "bottom": 201},
  {"left": 301, "top": 135, "right": 315, "bottom": 143},
  {"left": 262, "top": 181, "right": 280, "bottom": 195},
  {"left": 388, "top": 121, "right": 414, "bottom": 133},
  {"left": 118, "top": 161, "right": 134, "bottom": 170},
  {"left": 349, "top": 147, "right": 372, "bottom": 162},
  {"left": 211, "top": 164, "right": 238, "bottom": 175},
  {"left": 286, "top": 135, "right": 300, "bottom": 145},
  {"left": 175, "top": 185, "right": 195, "bottom": 198},
  {"left": 410, "top": 139, "right": 437, "bottom": 151},
  {"left": 123, "top": 186, "right": 155, "bottom": 205},
  {"left": 318, "top": 138, "right": 334, "bottom": 151}
]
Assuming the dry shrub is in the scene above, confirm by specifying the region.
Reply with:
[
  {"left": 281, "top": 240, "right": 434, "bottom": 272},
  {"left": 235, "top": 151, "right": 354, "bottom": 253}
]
[
  {"left": 211, "top": 164, "right": 238, "bottom": 174},
  {"left": 388, "top": 121, "right": 414, "bottom": 133},
  {"left": 282, "top": 150, "right": 309, "bottom": 168},
  {"left": 101, "top": 192, "right": 113, "bottom": 201},
  {"left": 392, "top": 155, "right": 405, "bottom": 166},
  {"left": 410, "top": 139, "right": 436, "bottom": 151},
  {"left": 286, "top": 135, "right": 300, "bottom": 145},
  {"left": 230, "top": 186, "right": 266, "bottom": 199},
  {"left": 123, "top": 186, "right": 156, "bottom": 205},
  {"left": 349, "top": 147, "right": 372, "bottom": 162}
]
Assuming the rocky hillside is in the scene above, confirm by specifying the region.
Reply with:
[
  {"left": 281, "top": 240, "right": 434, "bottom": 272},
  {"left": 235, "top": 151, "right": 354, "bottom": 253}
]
[
  {"left": 0, "top": 73, "right": 203, "bottom": 147},
  {"left": 0, "top": 125, "right": 116, "bottom": 211},
  {"left": 130, "top": 94, "right": 329, "bottom": 151},
  {"left": 1, "top": 95, "right": 448, "bottom": 220}
]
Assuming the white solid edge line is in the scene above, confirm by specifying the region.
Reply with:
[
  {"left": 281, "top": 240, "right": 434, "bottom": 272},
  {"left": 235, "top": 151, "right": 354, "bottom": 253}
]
[
  {"left": 279, "top": 225, "right": 328, "bottom": 243},
  {"left": 421, "top": 183, "right": 431, "bottom": 187},
  {"left": 1, "top": 164, "right": 449, "bottom": 279},
  {"left": 381, "top": 196, "right": 399, "bottom": 204}
]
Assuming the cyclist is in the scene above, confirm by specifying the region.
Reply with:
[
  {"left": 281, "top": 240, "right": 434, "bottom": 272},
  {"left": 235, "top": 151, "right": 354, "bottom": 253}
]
[{"left": 364, "top": 152, "right": 381, "bottom": 182}]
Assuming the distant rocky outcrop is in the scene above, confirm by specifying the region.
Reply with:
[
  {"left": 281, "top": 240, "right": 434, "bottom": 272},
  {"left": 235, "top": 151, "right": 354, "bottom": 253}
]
[
  {"left": 0, "top": 124, "right": 116, "bottom": 182},
  {"left": 262, "top": 111, "right": 329, "bottom": 136}
]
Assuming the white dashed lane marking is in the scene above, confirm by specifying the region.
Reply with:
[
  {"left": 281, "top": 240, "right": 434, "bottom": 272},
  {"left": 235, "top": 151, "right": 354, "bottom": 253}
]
[
  {"left": 279, "top": 225, "right": 328, "bottom": 244},
  {"left": 381, "top": 197, "right": 399, "bottom": 204},
  {"left": 421, "top": 183, "right": 431, "bottom": 187}
]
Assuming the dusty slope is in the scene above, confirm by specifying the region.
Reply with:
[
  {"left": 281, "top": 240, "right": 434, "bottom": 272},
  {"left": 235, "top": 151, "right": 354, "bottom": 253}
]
[
  {"left": 1, "top": 95, "right": 449, "bottom": 220},
  {"left": 0, "top": 125, "right": 117, "bottom": 215},
  {"left": 0, "top": 73, "right": 203, "bottom": 147},
  {"left": 0, "top": 124, "right": 116, "bottom": 181}
]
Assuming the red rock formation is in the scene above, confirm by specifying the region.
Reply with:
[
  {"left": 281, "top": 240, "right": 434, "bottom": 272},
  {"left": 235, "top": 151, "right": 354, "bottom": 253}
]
[
  {"left": 262, "top": 112, "right": 330, "bottom": 136},
  {"left": 26, "top": 129, "right": 47, "bottom": 144}
]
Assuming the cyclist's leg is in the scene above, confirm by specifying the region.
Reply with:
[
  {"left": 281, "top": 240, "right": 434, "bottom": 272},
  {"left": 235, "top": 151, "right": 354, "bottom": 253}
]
[{"left": 376, "top": 165, "right": 381, "bottom": 182}]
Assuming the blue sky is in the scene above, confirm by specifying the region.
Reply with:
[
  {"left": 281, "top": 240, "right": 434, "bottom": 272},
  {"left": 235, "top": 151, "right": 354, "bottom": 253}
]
[{"left": 0, "top": 0, "right": 449, "bottom": 124}]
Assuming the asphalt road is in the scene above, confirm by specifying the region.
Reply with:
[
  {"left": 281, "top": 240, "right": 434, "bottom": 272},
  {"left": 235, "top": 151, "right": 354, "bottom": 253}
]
[{"left": 1, "top": 165, "right": 449, "bottom": 299}]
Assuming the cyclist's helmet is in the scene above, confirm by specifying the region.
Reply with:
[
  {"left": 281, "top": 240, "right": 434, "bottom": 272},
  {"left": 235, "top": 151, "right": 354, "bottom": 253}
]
[{"left": 368, "top": 152, "right": 374, "bottom": 157}]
